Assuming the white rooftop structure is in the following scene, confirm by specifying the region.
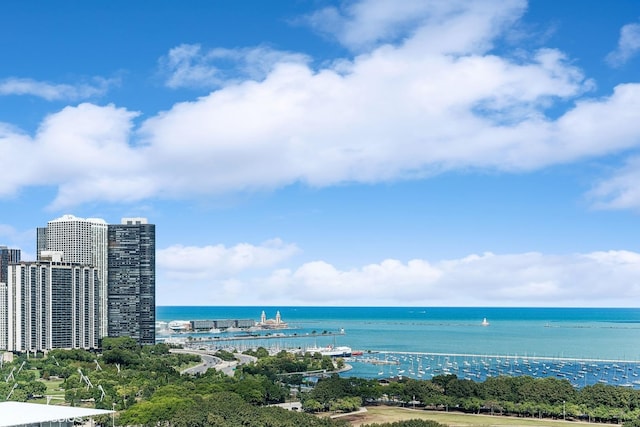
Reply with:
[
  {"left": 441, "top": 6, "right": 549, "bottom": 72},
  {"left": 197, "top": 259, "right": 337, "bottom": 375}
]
[
  {"left": 0, "top": 401, "right": 113, "bottom": 426},
  {"left": 39, "top": 250, "right": 64, "bottom": 263},
  {"left": 121, "top": 217, "right": 148, "bottom": 225}
]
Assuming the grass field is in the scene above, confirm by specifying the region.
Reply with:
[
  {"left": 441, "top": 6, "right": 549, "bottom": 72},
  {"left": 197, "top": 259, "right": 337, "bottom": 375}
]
[
  {"left": 339, "top": 406, "right": 604, "bottom": 427},
  {"left": 26, "top": 378, "right": 66, "bottom": 404},
  {"left": 40, "top": 378, "right": 65, "bottom": 394}
]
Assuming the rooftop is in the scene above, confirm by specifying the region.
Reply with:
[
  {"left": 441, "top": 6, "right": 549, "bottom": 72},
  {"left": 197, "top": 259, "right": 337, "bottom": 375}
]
[{"left": 0, "top": 401, "right": 113, "bottom": 427}]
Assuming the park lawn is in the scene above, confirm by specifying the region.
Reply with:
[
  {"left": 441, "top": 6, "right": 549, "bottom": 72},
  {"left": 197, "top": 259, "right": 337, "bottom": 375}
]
[
  {"left": 40, "top": 378, "right": 65, "bottom": 394},
  {"left": 341, "top": 406, "right": 603, "bottom": 427},
  {"left": 25, "top": 378, "right": 66, "bottom": 404}
]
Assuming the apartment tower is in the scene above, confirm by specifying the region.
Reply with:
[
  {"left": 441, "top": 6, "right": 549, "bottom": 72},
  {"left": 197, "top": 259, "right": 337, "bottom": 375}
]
[
  {"left": 6, "top": 255, "right": 99, "bottom": 352},
  {"left": 108, "top": 218, "right": 155, "bottom": 345},
  {"left": 37, "top": 215, "right": 108, "bottom": 338},
  {"left": 0, "top": 247, "right": 20, "bottom": 350}
]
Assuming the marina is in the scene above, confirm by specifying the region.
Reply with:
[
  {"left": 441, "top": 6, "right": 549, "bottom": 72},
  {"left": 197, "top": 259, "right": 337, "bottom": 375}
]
[
  {"left": 157, "top": 306, "right": 640, "bottom": 389},
  {"left": 160, "top": 324, "right": 640, "bottom": 389},
  {"left": 345, "top": 351, "right": 640, "bottom": 389}
]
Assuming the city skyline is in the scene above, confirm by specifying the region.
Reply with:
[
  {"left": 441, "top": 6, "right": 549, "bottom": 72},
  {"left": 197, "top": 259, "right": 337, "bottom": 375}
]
[
  {"left": 0, "top": 216, "right": 155, "bottom": 350},
  {"left": 2, "top": 1, "right": 640, "bottom": 307}
]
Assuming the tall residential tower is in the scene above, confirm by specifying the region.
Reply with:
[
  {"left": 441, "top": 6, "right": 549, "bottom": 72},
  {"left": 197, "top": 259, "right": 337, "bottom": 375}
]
[
  {"left": 0, "top": 246, "right": 20, "bottom": 350},
  {"left": 0, "top": 246, "right": 20, "bottom": 284},
  {"left": 107, "top": 218, "right": 155, "bottom": 345},
  {"left": 37, "top": 215, "right": 109, "bottom": 338},
  {"left": 6, "top": 257, "right": 99, "bottom": 352}
]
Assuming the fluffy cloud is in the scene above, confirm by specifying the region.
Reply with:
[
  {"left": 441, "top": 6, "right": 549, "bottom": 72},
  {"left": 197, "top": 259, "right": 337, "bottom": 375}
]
[
  {"left": 157, "top": 239, "right": 299, "bottom": 281},
  {"left": 156, "top": 249, "right": 640, "bottom": 306},
  {"left": 587, "top": 156, "right": 640, "bottom": 211},
  {"left": 606, "top": 22, "right": 640, "bottom": 67},
  {"left": 0, "top": 77, "right": 114, "bottom": 101},
  {"left": 2, "top": 1, "right": 640, "bottom": 209},
  {"left": 159, "top": 44, "right": 310, "bottom": 89},
  {"left": 304, "top": 0, "right": 525, "bottom": 52},
  {"left": 0, "top": 224, "right": 36, "bottom": 260}
]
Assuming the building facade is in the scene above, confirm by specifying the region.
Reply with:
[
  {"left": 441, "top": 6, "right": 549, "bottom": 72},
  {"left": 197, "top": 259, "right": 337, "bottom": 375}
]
[
  {"left": 0, "top": 281, "right": 7, "bottom": 350},
  {"left": 38, "top": 215, "right": 109, "bottom": 338},
  {"left": 0, "top": 246, "right": 21, "bottom": 284},
  {"left": 0, "top": 246, "right": 20, "bottom": 351},
  {"left": 107, "top": 218, "right": 155, "bottom": 345},
  {"left": 0, "top": 216, "right": 155, "bottom": 352},
  {"left": 5, "top": 260, "right": 99, "bottom": 352}
]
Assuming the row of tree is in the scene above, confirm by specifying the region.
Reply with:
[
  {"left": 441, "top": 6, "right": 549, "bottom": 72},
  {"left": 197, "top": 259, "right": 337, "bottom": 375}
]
[{"left": 302, "top": 372, "right": 640, "bottom": 424}]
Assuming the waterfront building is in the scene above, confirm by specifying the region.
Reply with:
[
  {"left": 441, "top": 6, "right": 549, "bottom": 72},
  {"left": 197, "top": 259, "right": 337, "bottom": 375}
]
[
  {"left": 258, "top": 310, "right": 288, "bottom": 329},
  {"left": 107, "top": 218, "right": 155, "bottom": 345},
  {"left": 5, "top": 260, "right": 99, "bottom": 351},
  {"left": 191, "top": 320, "right": 215, "bottom": 331},
  {"left": 38, "top": 215, "right": 109, "bottom": 338}
]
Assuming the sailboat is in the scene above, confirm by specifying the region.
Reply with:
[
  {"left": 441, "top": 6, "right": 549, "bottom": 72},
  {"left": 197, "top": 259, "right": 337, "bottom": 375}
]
[{"left": 481, "top": 318, "right": 490, "bottom": 326}]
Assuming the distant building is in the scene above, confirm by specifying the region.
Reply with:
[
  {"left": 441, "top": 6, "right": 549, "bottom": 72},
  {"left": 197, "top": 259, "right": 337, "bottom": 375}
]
[
  {"left": 5, "top": 261, "right": 99, "bottom": 352},
  {"left": 0, "top": 246, "right": 20, "bottom": 284},
  {"left": 0, "top": 246, "right": 20, "bottom": 351},
  {"left": 258, "top": 310, "right": 288, "bottom": 329},
  {"left": 188, "top": 318, "right": 256, "bottom": 332},
  {"left": 191, "top": 320, "right": 216, "bottom": 331},
  {"left": 107, "top": 218, "right": 156, "bottom": 345}
]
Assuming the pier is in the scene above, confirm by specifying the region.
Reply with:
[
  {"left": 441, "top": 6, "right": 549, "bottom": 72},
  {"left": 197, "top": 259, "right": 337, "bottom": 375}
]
[
  {"left": 181, "top": 331, "right": 345, "bottom": 344},
  {"left": 160, "top": 329, "right": 348, "bottom": 354}
]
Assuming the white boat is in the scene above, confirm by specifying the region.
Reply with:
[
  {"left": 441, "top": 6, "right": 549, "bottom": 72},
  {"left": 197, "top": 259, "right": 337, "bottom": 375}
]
[
  {"left": 305, "top": 345, "right": 352, "bottom": 357},
  {"left": 168, "top": 320, "right": 191, "bottom": 332},
  {"left": 481, "top": 318, "right": 490, "bottom": 326}
]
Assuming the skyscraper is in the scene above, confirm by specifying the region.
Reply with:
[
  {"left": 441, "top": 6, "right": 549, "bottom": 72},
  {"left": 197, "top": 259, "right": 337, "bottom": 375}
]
[
  {"left": 6, "top": 258, "right": 99, "bottom": 351},
  {"left": 0, "top": 281, "right": 7, "bottom": 350},
  {"left": 0, "top": 246, "right": 21, "bottom": 284},
  {"left": 0, "top": 246, "right": 20, "bottom": 351},
  {"left": 38, "top": 215, "right": 108, "bottom": 338},
  {"left": 108, "top": 218, "right": 155, "bottom": 345}
]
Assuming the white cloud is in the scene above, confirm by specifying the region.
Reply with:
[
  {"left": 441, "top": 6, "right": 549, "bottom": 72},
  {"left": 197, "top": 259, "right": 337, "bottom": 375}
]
[
  {"left": 3, "top": 1, "right": 640, "bottom": 210},
  {"left": 0, "top": 103, "right": 145, "bottom": 207},
  {"left": 157, "top": 239, "right": 299, "bottom": 281},
  {"left": 159, "top": 43, "right": 310, "bottom": 89},
  {"left": 0, "top": 77, "right": 114, "bottom": 101},
  {"left": 0, "top": 224, "right": 20, "bottom": 242},
  {"left": 606, "top": 22, "right": 640, "bottom": 67},
  {"left": 304, "top": 0, "right": 526, "bottom": 53},
  {"left": 155, "top": 250, "right": 640, "bottom": 307},
  {"left": 587, "top": 156, "right": 640, "bottom": 211},
  {"left": 0, "top": 224, "right": 35, "bottom": 259}
]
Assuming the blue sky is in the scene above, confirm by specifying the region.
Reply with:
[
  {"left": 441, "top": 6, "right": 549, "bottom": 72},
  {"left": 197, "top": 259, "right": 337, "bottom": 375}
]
[{"left": 2, "top": 0, "right": 640, "bottom": 307}]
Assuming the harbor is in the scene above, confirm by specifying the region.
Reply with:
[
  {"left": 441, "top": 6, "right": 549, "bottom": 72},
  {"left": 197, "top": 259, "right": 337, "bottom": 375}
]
[
  {"left": 160, "top": 323, "right": 640, "bottom": 389},
  {"left": 157, "top": 307, "right": 640, "bottom": 389},
  {"left": 346, "top": 351, "right": 640, "bottom": 389}
]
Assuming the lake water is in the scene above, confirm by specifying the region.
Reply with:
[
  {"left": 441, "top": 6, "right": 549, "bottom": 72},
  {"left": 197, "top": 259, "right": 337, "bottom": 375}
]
[{"left": 157, "top": 306, "right": 640, "bottom": 387}]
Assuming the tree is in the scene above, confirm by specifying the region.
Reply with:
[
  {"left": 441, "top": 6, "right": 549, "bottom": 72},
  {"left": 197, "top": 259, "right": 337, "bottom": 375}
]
[{"left": 102, "top": 336, "right": 139, "bottom": 352}]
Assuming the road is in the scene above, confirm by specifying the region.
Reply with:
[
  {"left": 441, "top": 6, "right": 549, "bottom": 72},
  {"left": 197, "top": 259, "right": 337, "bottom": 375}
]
[{"left": 171, "top": 349, "right": 256, "bottom": 376}]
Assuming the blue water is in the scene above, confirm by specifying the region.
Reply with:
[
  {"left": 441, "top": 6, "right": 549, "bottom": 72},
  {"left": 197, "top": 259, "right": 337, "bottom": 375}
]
[{"left": 157, "top": 306, "right": 640, "bottom": 387}]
